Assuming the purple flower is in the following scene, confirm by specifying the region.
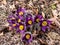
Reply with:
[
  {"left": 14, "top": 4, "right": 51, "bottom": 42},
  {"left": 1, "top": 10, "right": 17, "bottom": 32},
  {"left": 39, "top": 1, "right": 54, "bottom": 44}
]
[
  {"left": 16, "top": 7, "right": 26, "bottom": 17},
  {"left": 16, "top": 17, "right": 24, "bottom": 23},
  {"left": 34, "top": 15, "right": 43, "bottom": 23},
  {"left": 7, "top": 14, "right": 17, "bottom": 28},
  {"left": 40, "top": 20, "right": 52, "bottom": 32},
  {"left": 16, "top": 7, "right": 26, "bottom": 22},
  {"left": 8, "top": 14, "right": 16, "bottom": 23},
  {"left": 26, "top": 14, "right": 33, "bottom": 26},
  {"left": 22, "top": 32, "right": 32, "bottom": 43},
  {"left": 16, "top": 22, "right": 26, "bottom": 34}
]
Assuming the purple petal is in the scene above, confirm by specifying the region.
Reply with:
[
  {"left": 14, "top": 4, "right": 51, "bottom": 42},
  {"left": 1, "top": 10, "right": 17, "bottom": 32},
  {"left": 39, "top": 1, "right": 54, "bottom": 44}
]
[
  {"left": 42, "top": 26, "right": 47, "bottom": 32},
  {"left": 47, "top": 20, "right": 52, "bottom": 25}
]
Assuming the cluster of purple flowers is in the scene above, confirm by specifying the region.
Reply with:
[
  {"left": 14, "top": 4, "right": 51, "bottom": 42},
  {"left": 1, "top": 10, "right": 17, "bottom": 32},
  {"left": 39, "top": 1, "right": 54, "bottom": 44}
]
[{"left": 7, "top": 7, "right": 52, "bottom": 43}]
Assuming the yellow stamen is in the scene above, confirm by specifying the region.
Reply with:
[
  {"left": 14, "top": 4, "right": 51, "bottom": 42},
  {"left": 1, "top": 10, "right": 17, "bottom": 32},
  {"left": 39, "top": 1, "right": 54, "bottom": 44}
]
[
  {"left": 19, "top": 11, "right": 23, "bottom": 15},
  {"left": 18, "top": 19, "right": 21, "bottom": 22},
  {"left": 13, "top": 24, "right": 16, "bottom": 26},
  {"left": 26, "top": 34, "right": 30, "bottom": 39},
  {"left": 28, "top": 20, "right": 32, "bottom": 25},
  {"left": 19, "top": 25, "right": 24, "bottom": 30},
  {"left": 42, "top": 21, "right": 47, "bottom": 26},
  {"left": 36, "top": 18, "right": 40, "bottom": 22}
]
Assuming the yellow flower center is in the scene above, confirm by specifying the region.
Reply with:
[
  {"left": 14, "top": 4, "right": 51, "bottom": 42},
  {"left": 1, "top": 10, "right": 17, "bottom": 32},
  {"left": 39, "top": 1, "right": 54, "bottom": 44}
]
[
  {"left": 18, "top": 19, "right": 21, "bottom": 23},
  {"left": 42, "top": 21, "right": 47, "bottom": 26},
  {"left": 19, "top": 25, "right": 24, "bottom": 30},
  {"left": 26, "top": 34, "right": 30, "bottom": 39},
  {"left": 36, "top": 18, "right": 40, "bottom": 22},
  {"left": 19, "top": 11, "right": 23, "bottom": 15},
  {"left": 13, "top": 24, "right": 16, "bottom": 27},
  {"left": 28, "top": 20, "right": 32, "bottom": 25}
]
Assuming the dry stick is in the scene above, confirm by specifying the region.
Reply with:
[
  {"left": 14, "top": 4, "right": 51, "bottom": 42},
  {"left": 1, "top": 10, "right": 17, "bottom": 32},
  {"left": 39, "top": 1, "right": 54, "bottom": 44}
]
[
  {"left": 37, "top": 38, "right": 48, "bottom": 45},
  {"left": 48, "top": 8, "right": 60, "bottom": 28},
  {"left": 42, "top": 12, "right": 45, "bottom": 18},
  {"left": 46, "top": 34, "right": 54, "bottom": 45},
  {"left": 50, "top": 17, "right": 60, "bottom": 28},
  {"left": 0, "top": 32, "right": 3, "bottom": 36},
  {"left": 2, "top": 0, "right": 7, "bottom": 5},
  {"left": 49, "top": 25, "right": 57, "bottom": 29}
]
